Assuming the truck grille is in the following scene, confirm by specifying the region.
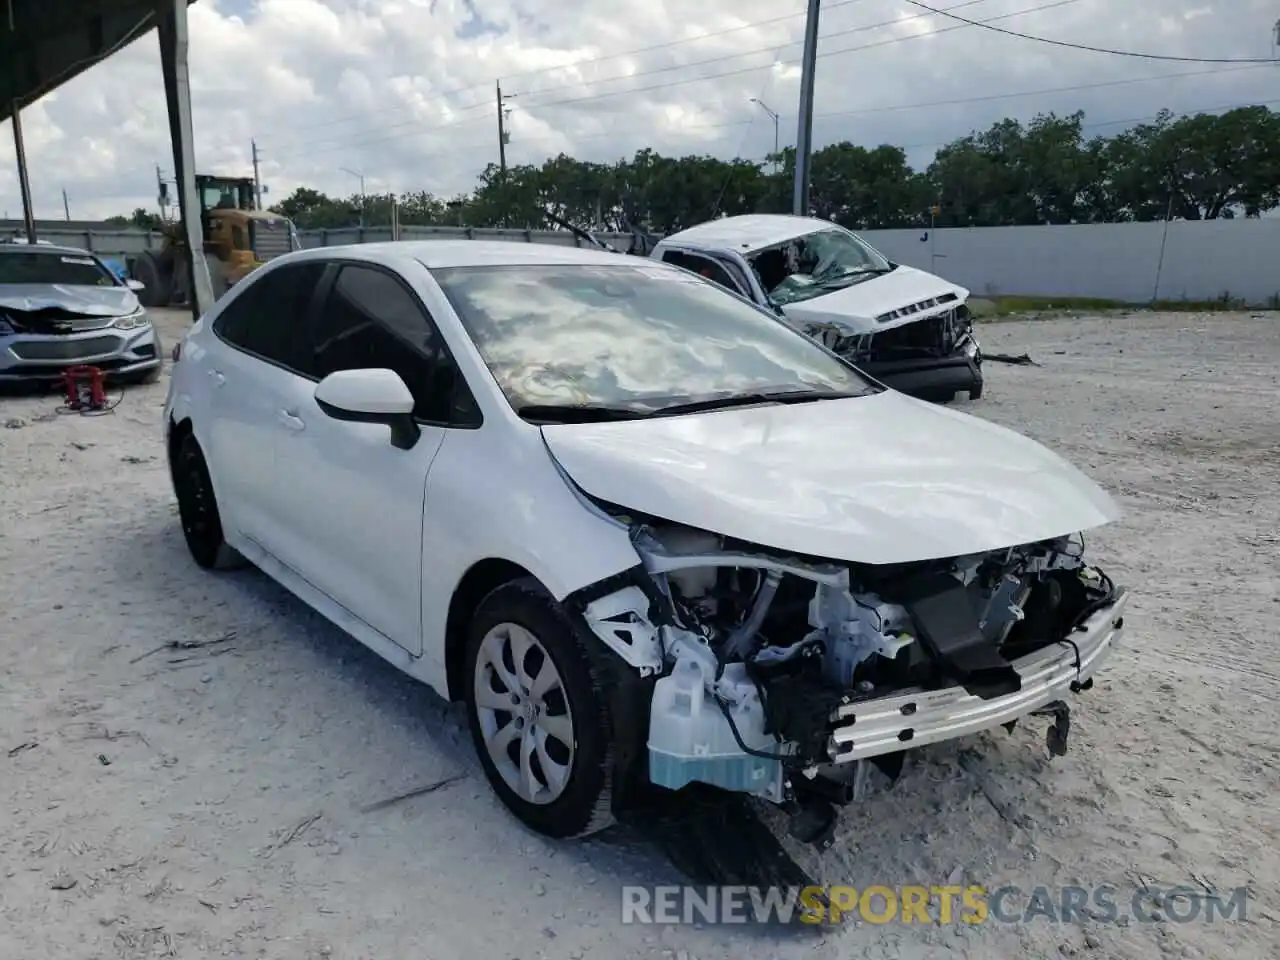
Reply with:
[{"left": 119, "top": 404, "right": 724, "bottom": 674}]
[
  {"left": 10, "top": 336, "right": 121, "bottom": 361},
  {"left": 870, "top": 312, "right": 955, "bottom": 355},
  {"left": 829, "top": 307, "right": 967, "bottom": 360},
  {"left": 875, "top": 292, "right": 959, "bottom": 324},
  {"left": 250, "top": 218, "right": 294, "bottom": 261}
]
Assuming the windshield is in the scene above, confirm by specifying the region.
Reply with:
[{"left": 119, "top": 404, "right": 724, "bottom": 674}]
[
  {"left": 0, "top": 251, "right": 119, "bottom": 287},
  {"left": 431, "top": 263, "right": 876, "bottom": 415},
  {"left": 748, "top": 227, "right": 892, "bottom": 306}
]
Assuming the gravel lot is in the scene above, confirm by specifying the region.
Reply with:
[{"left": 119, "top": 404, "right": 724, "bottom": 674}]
[{"left": 2, "top": 308, "right": 1277, "bottom": 960}]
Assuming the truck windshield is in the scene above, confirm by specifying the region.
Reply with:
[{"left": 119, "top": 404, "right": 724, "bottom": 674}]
[
  {"left": 749, "top": 227, "right": 893, "bottom": 306},
  {"left": 0, "top": 251, "right": 119, "bottom": 286}
]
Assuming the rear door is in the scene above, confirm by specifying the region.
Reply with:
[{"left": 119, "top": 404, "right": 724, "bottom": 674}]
[{"left": 203, "top": 262, "right": 326, "bottom": 553}]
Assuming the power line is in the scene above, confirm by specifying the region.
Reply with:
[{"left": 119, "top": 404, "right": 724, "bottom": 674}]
[
  {"left": 276, "top": 0, "right": 878, "bottom": 136},
  {"left": 899, "top": 0, "right": 1280, "bottom": 63},
  {"left": 270, "top": 52, "right": 1268, "bottom": 173},
  {"left": 506, "top": 0, "right": 989, "bottom": 101},
  {"left": 263, "top": 0, "right": 989, "bottom": 155},
  {"left": 514, "top": 0, "right": 1083, "bottom": 110},
  {"left": 811, "top": 62, "right": 1270, "bottom": 122},
  {"left": 267, "top": 0, "right": 1080, "bottom": 162}
]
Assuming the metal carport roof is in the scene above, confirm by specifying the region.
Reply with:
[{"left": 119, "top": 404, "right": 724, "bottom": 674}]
[
  {"left": 3, "top": 0, "right": 213, "bottom": 316},
  {"left": 2, "top": 1, "right": 197, "bottom": 123}
]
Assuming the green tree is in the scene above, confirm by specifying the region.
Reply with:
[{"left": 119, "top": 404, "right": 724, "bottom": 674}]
[{"left": 107, "top": 106, "right": 1279, "bottom": 232}]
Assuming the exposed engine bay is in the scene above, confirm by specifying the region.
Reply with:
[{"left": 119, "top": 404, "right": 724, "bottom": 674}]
[{"left": 578, "top": 513, "right": 1126, "bottom": 847}]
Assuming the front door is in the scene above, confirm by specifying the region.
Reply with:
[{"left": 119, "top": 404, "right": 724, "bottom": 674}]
[{"left": 269, "top": 261, "right": 463, "bottom": 656}]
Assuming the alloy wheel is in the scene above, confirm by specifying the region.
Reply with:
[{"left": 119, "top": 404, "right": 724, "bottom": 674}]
[{"left": 473, "top": 622, "right": 576, "bottom": 805}]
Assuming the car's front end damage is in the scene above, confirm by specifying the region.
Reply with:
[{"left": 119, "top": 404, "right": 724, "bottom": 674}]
[
  {"left": 795, "top": 296, "right": 983, "bottom": 403},
  {"left": 567, "top": 512, "right": 1125, "bottom": 850},
  {"left": 0, "top": 299, "right": 161, "bottom": 383},
  {"left": 0, "top": 248, "right": 162, "bottom": 384}
]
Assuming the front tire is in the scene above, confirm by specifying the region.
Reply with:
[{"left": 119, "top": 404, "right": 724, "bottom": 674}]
[
  {"left": 463, "top": 578, "right": 614, "bottom": 839},
  {"left": 172, "top": 433, "right": 241, "bottom": 570}
]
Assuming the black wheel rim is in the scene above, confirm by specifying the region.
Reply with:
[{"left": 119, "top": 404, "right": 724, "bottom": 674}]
[{"left": 177, "top": 450, "right": 217, "bottom": 548}]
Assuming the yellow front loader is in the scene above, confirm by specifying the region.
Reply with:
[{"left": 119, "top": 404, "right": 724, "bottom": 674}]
[{"left": 130, "top": 175, "right": 299, "bottom": 308}]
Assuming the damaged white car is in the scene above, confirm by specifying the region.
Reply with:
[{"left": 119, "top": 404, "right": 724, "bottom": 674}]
[
  {"left": 652, "top": 214, "right": 984, "bottom": 403},
  {"left": 165, "top": 241, "right": 1127, "bottom": 846}
]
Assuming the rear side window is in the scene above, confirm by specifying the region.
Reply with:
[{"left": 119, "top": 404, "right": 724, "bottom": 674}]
[
  {"left": 213, "top": 262, "right": 324, "bottom": 371},
  {"left": 659, "top": 250, "right": 743, "bottom": 294},
  {"left": 306, "top": 264, "right": 476, "bottom": 425}
]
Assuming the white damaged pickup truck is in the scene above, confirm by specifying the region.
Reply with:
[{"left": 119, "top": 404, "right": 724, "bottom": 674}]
[{"left": 651, "top": 214, "right": 984, "bottom": 403}]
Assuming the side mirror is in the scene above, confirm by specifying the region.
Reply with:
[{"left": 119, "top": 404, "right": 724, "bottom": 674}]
[
  {"left": 314, "top": 368, "right": 420, "bottom": 450},
  {"left": 126, "top": 278, "right": 146, "bottom": 292}
]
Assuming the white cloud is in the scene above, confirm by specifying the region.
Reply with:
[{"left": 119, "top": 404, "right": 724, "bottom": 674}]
[{"left": 1, "top": 0, "right": 1275, "bottom": 219}]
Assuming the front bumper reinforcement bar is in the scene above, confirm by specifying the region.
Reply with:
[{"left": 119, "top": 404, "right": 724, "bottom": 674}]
[{"left": 827, "top": 589, "right": 1129, "bottom": 762}]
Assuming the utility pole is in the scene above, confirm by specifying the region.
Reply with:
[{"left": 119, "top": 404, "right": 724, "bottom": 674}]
[
  {"left": 251, "top": 139, "right": 263, "bottom": 210},
  {"left": 62, "top": 189, "right": 70, "bottom": 220},
  {"left": 496, "top": 81, "right": 517, "bottom": 225},
  {"left": 496, "top": 80, "right": 509, "bottom": 177},
  {"left": 156, "top": 165, "right": 169, "bottom": 221},
  {"left": 750, "top": 98, "right": 780, "bottom": 172},
  {"left": 340, "top": 167, "right": 366, "bottom": 228},
  {"left": 793, "top": 0, "right": 822, "bottom": 216}
]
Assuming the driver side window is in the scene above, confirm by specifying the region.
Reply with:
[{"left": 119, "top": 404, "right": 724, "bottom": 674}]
[{"left": 307, "top": 264, "right": 480, "bottom": 427}]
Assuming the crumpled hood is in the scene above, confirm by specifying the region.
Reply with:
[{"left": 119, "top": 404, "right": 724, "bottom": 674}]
[
  {"left": 781, "top": 264, "right": 968, "bottom": 336},
  {"left": 0, "top": 283, "right": 139, "bottom": 318},
  {"left": 542, "top": 390, "right": 1119, "bottom": 565}
]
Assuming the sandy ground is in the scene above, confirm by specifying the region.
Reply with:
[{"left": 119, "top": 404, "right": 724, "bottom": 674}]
[{"left": 1, "top": 308, "right": 1277, "bottom": 960}]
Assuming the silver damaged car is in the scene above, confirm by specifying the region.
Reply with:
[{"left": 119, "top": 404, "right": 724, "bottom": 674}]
[{"left": 0, "top": 242, "right": 162, "bottom": 384}]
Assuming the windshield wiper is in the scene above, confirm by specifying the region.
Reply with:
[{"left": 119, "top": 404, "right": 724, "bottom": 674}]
[
  {"left": 651, "top": 387, "right": 870, "bottom": 417},
  {"left": 516, "top": 403, "right": 654, "bottom": 423}
]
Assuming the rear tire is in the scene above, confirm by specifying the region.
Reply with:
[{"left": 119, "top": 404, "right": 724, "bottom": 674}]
[
  {"left": 131, "top": 251, "right": 172, "bottom": 308},
  {"left": 463, "top": 578, "right": 615, "bottom": 839},
  {"left": 172, "top": 433, "right": 242, "bottom": 570}
]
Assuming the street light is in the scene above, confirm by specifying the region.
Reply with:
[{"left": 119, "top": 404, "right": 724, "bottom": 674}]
[
  {"left": 749, "top": 98, "right": 780, "bottom": 171},
  {"left": 339, "top": 166, "right": 366, "bottom": 228}
]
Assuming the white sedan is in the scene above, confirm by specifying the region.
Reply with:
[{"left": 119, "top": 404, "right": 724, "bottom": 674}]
[{"left": 164, "top": 241, "right": 1129, "bottom": 846}]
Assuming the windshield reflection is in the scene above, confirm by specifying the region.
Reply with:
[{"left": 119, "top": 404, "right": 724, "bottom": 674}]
[{"left": 431, "top": 263, "right": 875, "bottom": 413}]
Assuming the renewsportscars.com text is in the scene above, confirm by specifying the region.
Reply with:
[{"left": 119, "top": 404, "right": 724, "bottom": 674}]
[{"left": 621, "top": 884, "right": 1249, "bottom": 926}]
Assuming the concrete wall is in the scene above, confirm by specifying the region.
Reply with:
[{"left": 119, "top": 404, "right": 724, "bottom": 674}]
[
  {"left": 858, "top": 219, "right": 1280, "bottom": 306},
  {"left": 1, "top": 224, "right": 161, "bottom": 257}
]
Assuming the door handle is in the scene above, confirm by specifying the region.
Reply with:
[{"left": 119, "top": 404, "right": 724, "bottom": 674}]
[{"left": 277, "top": 410, "right": 305, "bottom": 431}]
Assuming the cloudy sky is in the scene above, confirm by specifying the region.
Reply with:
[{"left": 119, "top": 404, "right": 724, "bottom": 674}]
[{"left": 1, "top": 0, "right": 1276, "bottom": 220}]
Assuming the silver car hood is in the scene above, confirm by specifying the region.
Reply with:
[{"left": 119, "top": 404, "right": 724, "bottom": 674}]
[{"left": 0, "top": 283, "right": 139, "bottom": 318}]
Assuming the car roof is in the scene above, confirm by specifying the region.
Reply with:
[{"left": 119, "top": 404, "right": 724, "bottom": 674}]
[
  {"left": 284, "top": 239, "right": 656, "bottom": 270},
  {"left": 0, "top": 241, "right": 101, "bottom": 258},
  {"left": 662, "top": 214, "right": 835, "bottom": 253}
]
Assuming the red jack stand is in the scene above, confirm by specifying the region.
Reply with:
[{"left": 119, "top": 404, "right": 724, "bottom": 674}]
[{"left": 60, "top": 365, "right": 109, "bottom": 413}]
